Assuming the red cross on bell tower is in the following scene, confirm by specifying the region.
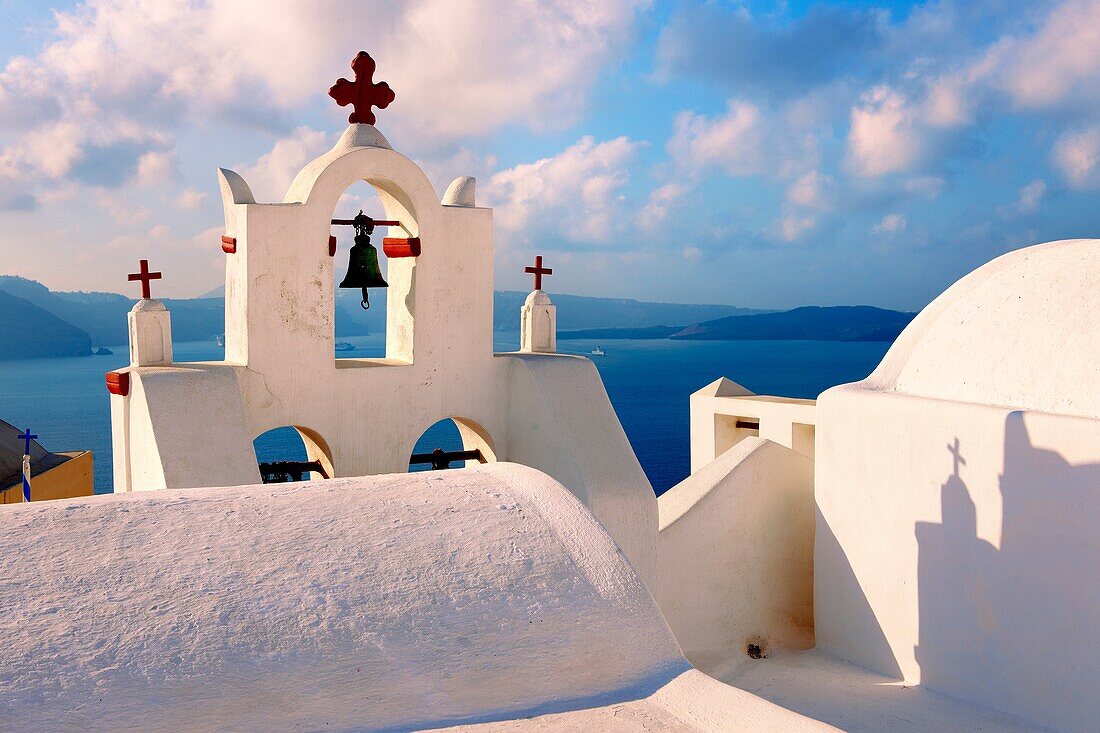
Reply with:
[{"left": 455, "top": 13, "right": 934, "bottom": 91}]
[
  {"left": 524, "top": 255, "right": 553, "bottom": 291},
  {"left": 328, "top": 51, "right": 396, "bottom": 125},
  {"left": 127, "top": 259, "right": 162, "bottom": 299}
]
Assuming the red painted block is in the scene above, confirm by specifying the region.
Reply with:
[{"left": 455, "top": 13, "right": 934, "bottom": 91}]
[
  {"left": 383, "top": 237, "right": 421, "bottom": 258},
  {"left": 106, "top": 371, "right": 130, "bottom": 397},
  {"left": 221, "top": 235, "right": 237, "bottom": 254}
]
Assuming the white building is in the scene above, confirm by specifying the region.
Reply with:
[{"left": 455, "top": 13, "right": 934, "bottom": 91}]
[{"left": 2, "top": 52, "right": 1097, "bottom": 733}]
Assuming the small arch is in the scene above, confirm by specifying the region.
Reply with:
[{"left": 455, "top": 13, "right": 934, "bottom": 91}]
[
  {"left": 329, "top": 177, "right": 419, "bottom": 364},
  {"left": 408, "top": 417, "right": 497, "bottom": 472},
  {"left": 333, "top": 181, "right": 389, "bottom": 359},
  {"left": 253, "top": 425, "right": 335, "bottom": 483}
]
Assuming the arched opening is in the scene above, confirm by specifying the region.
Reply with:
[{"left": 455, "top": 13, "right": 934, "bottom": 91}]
[
  {"left": 332, "top": 181, "right": 389, "bottom": 359},
  {"left": 408, "top": 417, "right": 496, "bottom": 472},
  {"left": 254, "top": 425, "right": 335, "bottom": 483}
]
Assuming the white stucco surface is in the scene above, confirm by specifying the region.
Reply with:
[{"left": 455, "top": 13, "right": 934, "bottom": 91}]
[
  {"left": 689, "top": 377, "right": 816, "bottom": 470},
  {"left": 718, "top": 649, "right": 1046, "bottom": 732},
  {"left": 442, "top": 175, "right": 477, "bottom": 207},
  {"left": 813, "top": 238, "right": 1100, "bottom": 733},
  {"left": 443, "top": 669, "right": 836, "bottom": 732},
  {"left": 108, "top": 123, "right": 657, "bottom": 584},
  {"left": 520, "top": 289, "right": 556, "bottom": 353},
  {"left": 0, "top": 463, "right": 825, "bottom": 732},
  {"left": 657, "top": 437, "right": 815, "bottom": 671},
  {"left": 127, "top": 298, "right": 172, "bottom": 367},
  {"left": 865, "top": 238, "right": 1099, "bottom": 416}
]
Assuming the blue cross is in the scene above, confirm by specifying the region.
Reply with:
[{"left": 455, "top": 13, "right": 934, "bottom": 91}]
[{"left": 19, "top": 428, "right": 37, "bottom": 455}]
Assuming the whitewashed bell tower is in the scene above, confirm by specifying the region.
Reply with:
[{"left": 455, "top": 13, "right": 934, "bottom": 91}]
[{"left": 105, "top": 50, "right": 656, "bottom": 583}]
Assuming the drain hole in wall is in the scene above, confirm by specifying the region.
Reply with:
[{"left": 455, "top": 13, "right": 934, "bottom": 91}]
[{"left": 745, "top": 635, "right": 769, "bottom": 659}]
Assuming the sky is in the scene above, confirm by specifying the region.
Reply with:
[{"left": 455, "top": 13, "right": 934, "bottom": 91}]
[{"left": 0, "top": 0, "right": 1098, "bottom": 310}]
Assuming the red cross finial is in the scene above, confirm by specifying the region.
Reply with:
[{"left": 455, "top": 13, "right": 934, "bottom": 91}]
[
  {"left": 127, "top": 259, "right": 162, "bottom": 299},
  {"left": 524, "top": 255, "right": 553, "bottom": 291},
  {"left": 328, "top": 51, "right": 395, "bottom": 125}
]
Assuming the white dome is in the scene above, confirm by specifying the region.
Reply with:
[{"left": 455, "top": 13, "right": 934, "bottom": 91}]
[
  {"left": 130, "top": 298, "right": 167, "bottom": 314},
  {"left": 867, "top": 239, "right": 1099, "bottom": 418},
  {"left": 524, "top": 289, "right": 553, "bottom": 307}
]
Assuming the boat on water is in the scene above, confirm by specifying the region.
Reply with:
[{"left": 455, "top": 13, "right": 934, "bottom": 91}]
[
  {"left": 215, "top": 333, "right": 225, "bottom": 347},
  {"left": 590, "top": 346, "right": 605, "bottom": 357},
  {"left": 93, "top": 346, "right": 113, "bottom": 356},
  {"left": 335, "top": 342, "right": 356, "bottom": 352}
]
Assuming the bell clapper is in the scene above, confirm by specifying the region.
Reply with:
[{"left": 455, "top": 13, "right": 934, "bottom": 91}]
[{"left": 361, "top": 289, "right": 370, "bottom": 310}]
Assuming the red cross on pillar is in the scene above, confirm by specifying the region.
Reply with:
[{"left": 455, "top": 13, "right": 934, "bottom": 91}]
[
  {"left": 127, "top": 259, "right": 162, "bottom": 299},
  {"left": 328, "top": 51, "right": 395, "bottom": 125},
  {"left": 524, "top": 255, "right": 553, "bottom": 291}
]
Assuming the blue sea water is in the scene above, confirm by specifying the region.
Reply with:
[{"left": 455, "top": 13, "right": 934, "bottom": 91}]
[{"left": 0, "top": 333, "right": 889, "bottom": 496}]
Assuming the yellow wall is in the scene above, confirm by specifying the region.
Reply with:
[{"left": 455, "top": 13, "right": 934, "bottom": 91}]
[{"left": 1, "top": 451, "right": 94, "bottom": 503}]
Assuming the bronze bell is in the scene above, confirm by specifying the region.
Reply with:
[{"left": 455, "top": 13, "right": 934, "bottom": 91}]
[{"left": 338, "top": 210, "right": 388, "bottom": 309}]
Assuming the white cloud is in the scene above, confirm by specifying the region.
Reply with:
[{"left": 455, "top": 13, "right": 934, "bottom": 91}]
[
  {"left": 135, "top": 150, "right": 177, "bottom": 187},
  {"left": 668, "top": 100, "right": 763, "bottom": 175},
  {"left": 237, "top": 127, "right": 329, "bottom": 202},
  {"left": 847, "top": 86, "right": 920, "bottom": 177},
  {"left": 176, "top": 188, "right": 207, "bottom": 210},
  {"left": 640, "top": 182, "right": 690, "bottom": 229},
  {"left": 1014, "top": 179, "right": 1047, "bottom": 213},
  {"left": 485, "top": 135, "right": 641, "bottom": 244},
  {"left": 389, "top": 0, "right": 647, "bottom": 140},
  {"left": 786, "top": 170, "right": 830, "bottom": 208},
  {"left": 1053, "top": 128, "right": 1100, "bottom": 188},
  {"left": 14, "top": 122, "right": 83, "bottom": 178},
  {"left": 904, "top": 175, "right": 945, "bottom": 199},
  {"left": 417, "top": 147, "right": 497, "bottom": 200},
  {"left": 923, "top": 75, "right": 972, "bottom": 127},
  {"left": 0, "top": 0, "right": 646, "bottom": 151},
  {"left": 985, "top": 0, "right": 1100, "bottom": 110},
  {"left": 779, "top": 215, "right": 815, "bottom": 242},
  {"left": 95, "top": 189, "right": 149, "bottom": 226},
  {"left": 872, "top": 213, "right": 907, "bottom": 235}
]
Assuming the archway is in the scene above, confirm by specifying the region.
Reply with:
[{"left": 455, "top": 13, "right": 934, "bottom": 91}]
[
  {"left": 408, "top": 417, "right": 496, "bottom": 472},
  {"left": 332, "top": 181, "right": 389, "bottom": 359},
  {"left": 254, "top": 425, "right": 335, "bottom": 483}
]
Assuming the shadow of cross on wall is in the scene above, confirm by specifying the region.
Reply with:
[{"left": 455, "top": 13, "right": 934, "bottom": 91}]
[{"left": 915, "top": 413, "right": 1100, "bottom": 725}]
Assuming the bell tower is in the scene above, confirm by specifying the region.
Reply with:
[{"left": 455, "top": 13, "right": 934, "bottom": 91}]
[{"left": 107, "top": 49, "right": 655, "bottom": 585}]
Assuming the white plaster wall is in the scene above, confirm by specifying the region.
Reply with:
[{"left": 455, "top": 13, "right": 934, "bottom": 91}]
[
  {"left": 657, "top": 438, "right": 815, "bottom": 673},
  {"left": 520, "top": 290, "right": 556, "bottom": 353},
  {"left": 503, "top": 353, "right": 657, "bottom": 583},
  {"left": 864, "top": 239, "right": 1100, "bottom": 418},
  {"left": 113, "top": 126, "right": 656, "bottom": 584},
  {"left": 815, "top": 390, "right": 1100, "bottom": 733},
  {"left": 129, "top": 366, "right": 260, "bottom": 490},
  {"left": 690, "top": 377, "right": 816, "bottom": 471},
  {"left": 127, "top": 300, "right": 172, "bottom": 367},
  {"left": 813, "top": 239, "right": 1100, "bottom": 732},
  {"left": 0, "top": 464, "right": 683, "bottom": 731}
]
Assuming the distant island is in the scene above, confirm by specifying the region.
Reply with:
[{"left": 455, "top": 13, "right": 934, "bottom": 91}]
[
  {"left": 0, "top": 275, "right": 911, "bottom": 360},
  {"left": 559, "top": 306, "right": 915, "bottom": 343},
  {"left": 0, "top": 290, "right": 92, "bottom": 359}
]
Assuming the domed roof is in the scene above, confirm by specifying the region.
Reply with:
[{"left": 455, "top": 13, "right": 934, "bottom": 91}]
[
  {"left": 866, "top": 239, "right": 1099, "bottom": 418},
  {"left": 524, "top": 290, "right": 553, "bottom": 307}
]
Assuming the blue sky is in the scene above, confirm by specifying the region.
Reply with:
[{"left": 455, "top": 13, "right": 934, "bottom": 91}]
[{"left": 0, "top": 0, "right": 1098, "bottom": 310}]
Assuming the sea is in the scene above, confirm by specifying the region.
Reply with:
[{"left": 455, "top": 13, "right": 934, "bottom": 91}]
[{"left": 0, "top": 333, "right": 889, "bottom": 496}]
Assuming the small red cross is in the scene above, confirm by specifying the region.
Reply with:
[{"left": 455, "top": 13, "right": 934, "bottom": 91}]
[
  {"left": 524, "top": 255, "right": 553, "bottom": 291},
  {"left": 328, "top": 51, "right": 395, "bottom": 125},
  {"left": 127, "top": 259, "right": 162, "bottom": 299}
]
